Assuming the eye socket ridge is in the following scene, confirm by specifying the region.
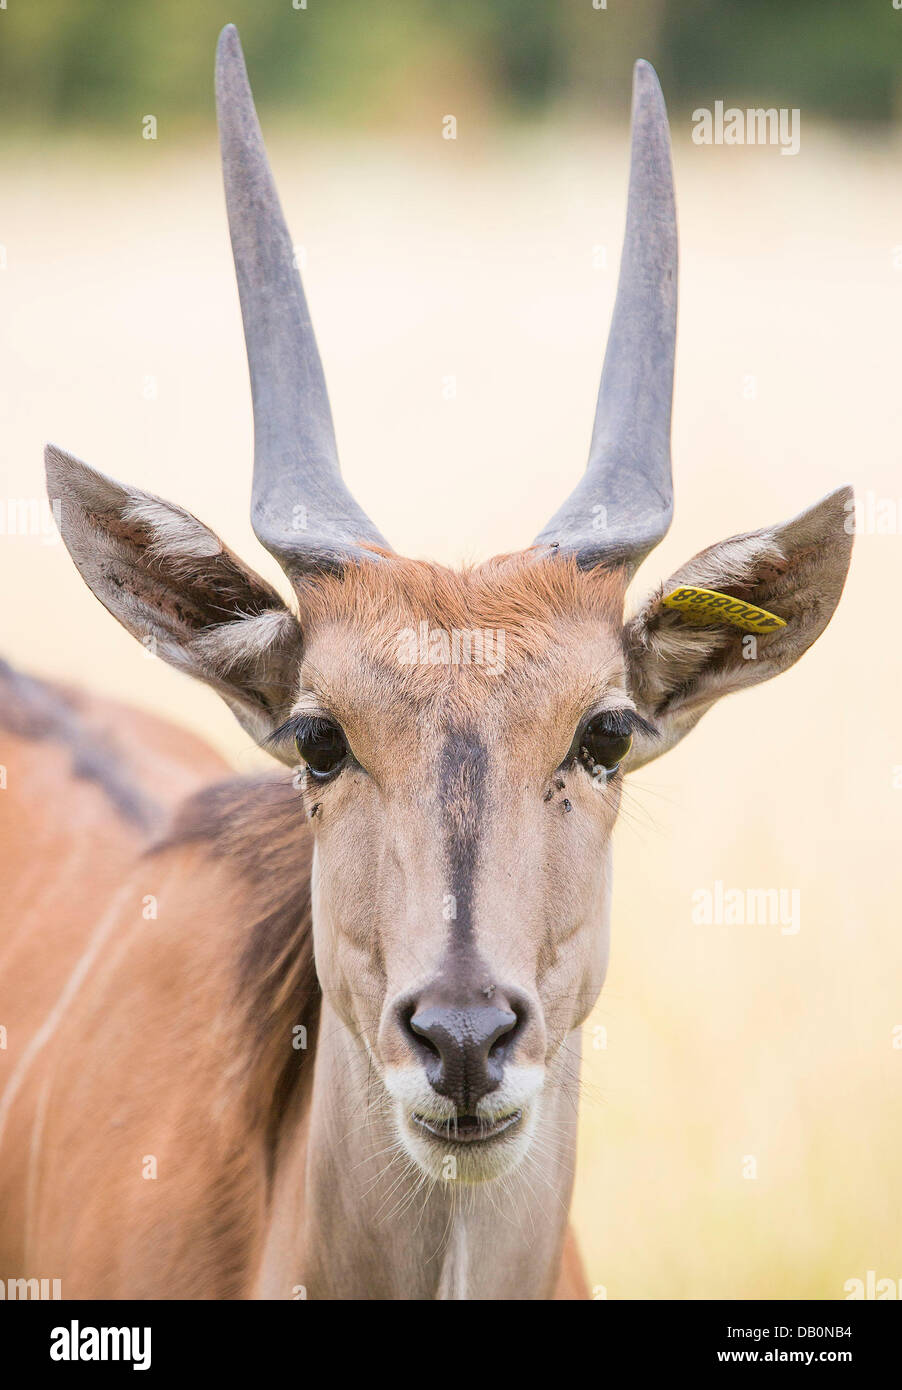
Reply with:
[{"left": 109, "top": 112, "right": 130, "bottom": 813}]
[{"left": 269, "top": 712, "right": 350, "bottom": 782}]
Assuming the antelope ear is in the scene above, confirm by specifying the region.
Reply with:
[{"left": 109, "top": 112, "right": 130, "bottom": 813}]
[
  {"left": 46, "top": 444, "right": 302, "bottom": 755},
  {"left": 623, "top": 487, "right": 854, "bottom": 768}
]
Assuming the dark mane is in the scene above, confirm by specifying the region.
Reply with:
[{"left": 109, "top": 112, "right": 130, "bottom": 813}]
[
  {"left": 0, "top": 656, "right": 160, "bottom": 830},
  {"left": 153, "top": 774, "right": 321, "bottom": 1154}
]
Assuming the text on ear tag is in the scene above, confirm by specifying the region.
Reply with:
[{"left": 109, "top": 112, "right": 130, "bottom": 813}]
[{"left": 661, "top": 586, "right": 787, "bottom": 633}]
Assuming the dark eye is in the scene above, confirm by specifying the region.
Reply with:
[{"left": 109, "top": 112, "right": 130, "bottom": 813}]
[
  {"left": 580, "top": 712, "right": 633, "bottom": 775},
  {"left": 295, "top": 717, "right": 348, "bottom": 781}
]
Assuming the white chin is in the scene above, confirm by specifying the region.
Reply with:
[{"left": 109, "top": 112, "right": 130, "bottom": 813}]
[{"left": 397, "top": 1104, "right": 539, "bottom": 1184}]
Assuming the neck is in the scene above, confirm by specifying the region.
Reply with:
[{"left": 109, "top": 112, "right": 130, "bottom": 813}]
[{"left": 256, "top": 998, "right": 580, "bottom": 1300}]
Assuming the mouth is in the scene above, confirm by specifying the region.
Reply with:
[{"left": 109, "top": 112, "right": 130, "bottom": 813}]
[{"left": 411, "top": 1110, "right": 523, "bottom": 1144}]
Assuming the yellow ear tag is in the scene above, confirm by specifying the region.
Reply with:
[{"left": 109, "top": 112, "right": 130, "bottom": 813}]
[{"left": 661, "top": 586, "right": 787, "bottom": 634}]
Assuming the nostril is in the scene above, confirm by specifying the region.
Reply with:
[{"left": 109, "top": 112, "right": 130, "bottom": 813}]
[
  {"left": 399, "top": 1000, "right": 443, "bottom": 1067},
  {"left": 487, "top": 998, "right": 525, "bottom": 1059},
  {"left": 407, "top": 1009, "right": 441, "bottom": 1060},
  {"left": 487, "top": 1017, "right": 515, "bottom": 1058}
]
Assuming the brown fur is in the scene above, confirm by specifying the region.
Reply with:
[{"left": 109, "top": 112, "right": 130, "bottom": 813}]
[
  {"left": 155, "top": 777, "right": 320, "bottom": 1153},
  {"left": 299, "top": 549, "right": 627, "bottom": 686},
  {"left": 0, "top": 484, "right": 849, "bottom": 1298},
  {"left": 0, "top": 666, "right": 589, "bottom": 1298}
]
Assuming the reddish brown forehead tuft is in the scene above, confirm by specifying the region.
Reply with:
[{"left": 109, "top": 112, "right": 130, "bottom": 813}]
[{"left": 295, "top": 549, "right": 627, "bottom": 665}]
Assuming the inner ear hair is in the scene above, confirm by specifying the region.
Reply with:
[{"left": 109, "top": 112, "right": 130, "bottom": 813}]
[
  {"left": 622, "top": 487, "right": 853, "bottom": 762},
  {"left": 46, "top": 444, "right": 303, "bottom": 745}
]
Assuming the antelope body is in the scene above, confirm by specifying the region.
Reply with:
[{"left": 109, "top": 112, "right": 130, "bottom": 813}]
[{"left": 0, "top": 28, "right": 852, "bottom": 1300}]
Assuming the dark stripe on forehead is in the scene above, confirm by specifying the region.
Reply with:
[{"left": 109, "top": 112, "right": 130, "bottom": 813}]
[{"left": 438, "top": 723, "right": 488, "bottom": 940}]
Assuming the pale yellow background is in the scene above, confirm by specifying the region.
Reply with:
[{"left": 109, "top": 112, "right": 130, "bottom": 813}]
[{"left": 1, "top": 121, "right": 900, "bottom": 1297}]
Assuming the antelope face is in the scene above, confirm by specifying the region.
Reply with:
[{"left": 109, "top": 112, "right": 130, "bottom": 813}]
[
  {"left": 47, "top": 26, "right": 854, "bottom": 1194},
  {"left": 281, "top": 557, "right": 632, "bottom": 1181}
]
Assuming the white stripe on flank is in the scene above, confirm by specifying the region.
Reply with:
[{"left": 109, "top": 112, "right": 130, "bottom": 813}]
[
  {"left": 0, "top": 882, "right": 134, "bottom": 1152},
  {"left": 24, "top": 1073, "right": 51, "bottom": 1259}
]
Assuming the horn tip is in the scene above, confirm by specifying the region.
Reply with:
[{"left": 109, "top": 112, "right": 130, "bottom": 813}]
[
  {"left": 632, "top": 59, "right": 665, "bottom": 103},
  {"left": 218, "top": 23, "right": 240, "bottom": 51},
  {"left": 216, "top": 23, "right": 252, "bottom": 121},
  {"left": 216, "top": 23, "right": 244, "bottom": 75}
]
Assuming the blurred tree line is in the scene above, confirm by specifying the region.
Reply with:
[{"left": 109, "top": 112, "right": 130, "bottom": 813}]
[{"left": 0, "top": 0, "right": 899, "bottom": 132}]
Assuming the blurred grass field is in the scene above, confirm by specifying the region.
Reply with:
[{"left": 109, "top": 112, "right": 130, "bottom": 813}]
[{"left": 1, "top": 116, "right": 901, "bottom": 1298}]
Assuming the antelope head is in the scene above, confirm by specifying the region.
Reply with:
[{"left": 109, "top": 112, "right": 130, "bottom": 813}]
[{"left": 47, "top": 26, "right": 852, "bottom": 1185}]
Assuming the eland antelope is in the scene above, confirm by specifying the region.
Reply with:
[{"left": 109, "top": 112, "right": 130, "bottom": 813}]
[{"left": 0, "top": 26, "right": 852, "bottom": 1300}]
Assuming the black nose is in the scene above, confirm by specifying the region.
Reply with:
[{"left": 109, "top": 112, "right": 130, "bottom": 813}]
[{"left": 403, "top": 988, "right": 524, "bottom": 1111}]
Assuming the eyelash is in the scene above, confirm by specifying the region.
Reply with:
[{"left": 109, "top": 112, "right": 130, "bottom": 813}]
[
  {"left": 268, "top": 713, "right": 352, "bottom": 785},
  {"left": 564, "top": 708, "right": 658, "bottom": 771},
  {"left": 267, "top": 708, "right": 657, "bottom": 785},
  {"left": 583, "top": 707, "right": 656, "bottom": 741},
  {"left": 267, "top": 714, "right": 325, "bottom": 751}
]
